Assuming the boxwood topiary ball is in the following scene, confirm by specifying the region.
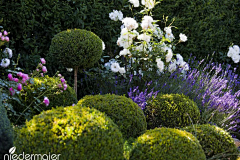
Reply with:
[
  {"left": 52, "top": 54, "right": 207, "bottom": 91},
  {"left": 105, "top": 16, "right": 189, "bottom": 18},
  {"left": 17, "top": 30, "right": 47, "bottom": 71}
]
[
  {"left": 77, "top": 94, "right": 147, "bottom": 139},
  {"left": 183, "top": 124, "right": 238, "bottom": 159},
  {"left": 49, "top": 28, "right": 102, "bottom": 68},
  {"left": 145, "top": 93, "right": 200, "bottom": 129},
  {"left": 14, "top": 106, "right": 124, "bottom": 160},
  {"left": 129, "top": 127, "right": 206, "bottom": 160}
]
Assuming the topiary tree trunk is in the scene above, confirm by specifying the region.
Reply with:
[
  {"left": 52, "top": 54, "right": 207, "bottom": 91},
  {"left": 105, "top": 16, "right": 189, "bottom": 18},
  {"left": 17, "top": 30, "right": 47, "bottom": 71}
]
[{"left": 74, "top": 66, "right": 78, "bottom": 96}]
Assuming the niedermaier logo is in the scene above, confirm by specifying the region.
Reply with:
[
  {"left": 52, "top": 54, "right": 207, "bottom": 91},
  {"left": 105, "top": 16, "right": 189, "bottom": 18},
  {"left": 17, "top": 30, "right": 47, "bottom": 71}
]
[{"left": 4, "top": 147, "right": 61, "bottom": 160}]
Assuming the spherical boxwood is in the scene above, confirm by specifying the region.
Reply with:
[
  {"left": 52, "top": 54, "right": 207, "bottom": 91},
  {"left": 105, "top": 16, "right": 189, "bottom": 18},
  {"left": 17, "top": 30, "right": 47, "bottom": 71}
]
[
  {"left": 145, "top": 93, "right": 200, "bottom": 129},
  {"left": 9, "top": 75, "right": 77, "bottom": 125},
  {"left": 0, "top": 94, "right": 13, "bottom": 159},
  {"left": 77, "top": 94, "right": 147, "bottom": 139},
  {"left": 183, "top": 124, "right": 238, "bottom": 159},
  {"left": 129, "top": 127, "right": 206, "bottom": 160},
  {"left": 14, "top": 106, "right": 124, "bottom": 160},
  {"left": 49, "top": 28, "right": 102, "bottom": 68}
]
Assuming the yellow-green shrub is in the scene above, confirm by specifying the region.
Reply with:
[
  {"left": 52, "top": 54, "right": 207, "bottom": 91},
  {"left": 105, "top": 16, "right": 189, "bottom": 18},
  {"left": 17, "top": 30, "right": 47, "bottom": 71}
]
[
  {"left": 129, "top": 128, "right": 206, "bottom": 160},
  {"left": 14, "top": 106, "right": 124, "bottom": 160},
  {"left": 77, "top": 94, "right": 147, "bottom": 139},
  {"left": 145, "top": 93, "right": 200, "bottom": 129},
  {"left": 183, "top": 124, "right": 238, "bottom": 159}
]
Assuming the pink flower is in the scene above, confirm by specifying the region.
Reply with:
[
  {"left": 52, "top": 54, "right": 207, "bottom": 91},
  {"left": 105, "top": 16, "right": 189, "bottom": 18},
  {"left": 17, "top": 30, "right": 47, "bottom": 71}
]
[
  {"left": 60, "top": 78, "right": 65, "bottom": 83},
  {"left": 5, "top": 36, "right": 9, "bottom": 42},
  {"left": 1, "top": 36, "right": 5, "bottom": 41},
  {"left": 42, "top": 66, "right": 47, "bottom": 73},
  {"left": 17, "top": 72, "right": 23, "bottom": 77},
  {"left": 17, "top": 83, "right": 22, "bottom": 91},
  {"left": 3, "top": 31, "right": 8, "bottom": 36},
  {"left": 0, "top": 32, "right": 2, "bottom": 37},
  {"left": 9, "top": 87, "right": 15, "bottom": 96},
  {"left": 40, "top": 58, "right": 46, "bottom": 64},
  {"left": 58, "top": 74, "right": 62, "bottom": 77},
  {"left": 8, "top": 73, "right": 13, "bottom": 81},
  {"left": 22, "top": 74, "right": 29, "bottom": 80},
  {"left": 63, "top": 84, "right": 67, "bottom": 90},
  {"left": 43, "top": 97, "right": 50, "bottom": 106},
  {"left": 57, "top": 84, "right": 62, "bottom": 88},
  {"left": 36, "top": 69, "right": 39, "bottom": 72},
  {"left": 39, "top": 63, "right": 43, "bottom": 67},
  {"left": 13, "top": 78, "right": 19, "bottom": 82},
  {"left": 40, "top": 73, "right": 44, "bottom": 77},
  {"left": 21, "top": 79, "right": 26, "bottom": 84}
]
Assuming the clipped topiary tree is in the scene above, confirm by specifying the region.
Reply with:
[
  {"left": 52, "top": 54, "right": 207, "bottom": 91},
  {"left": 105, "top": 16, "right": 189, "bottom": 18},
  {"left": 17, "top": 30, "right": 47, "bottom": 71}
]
[
  {"left": 129, "top": 127, "right": 206, "bottom": 160},
  {"left": 145, "top": 93, "right": 200, "bottom": 129},
  {"left": 183, "top": 124, "right": 238, "bottom": 159},
  {"left": 77, "top": 94, "right": 147, "bottom": 139},
  {"left": 14, "top": 105, "right": 124, "bottom": 160},
  {"left": 49, "top": 29, "right": 103, "bottom": 95},
  {"left": 0, "top": 90, "right": 13, "bottom": 159}
]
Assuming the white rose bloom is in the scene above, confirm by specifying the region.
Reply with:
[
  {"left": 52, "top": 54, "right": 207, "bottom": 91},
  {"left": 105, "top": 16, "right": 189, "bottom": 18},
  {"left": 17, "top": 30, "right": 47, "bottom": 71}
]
[
  {"left": 233, "top": 45, "right": 240, "bottom": 54},
  {"left": 111, "top": 62, "right": 120, "bottom": 72},
  {"left": 129, "top": 0, "right": 139, "bottom": 7},
  {"left": 164, "top": 27, "right": 172, "bottom": 34},
  {"left": 181, "top": 61, "right": 189, "bottom": 71},
  {"left": 102, "top": 41, "right": 105, "bottom": 50},
  {"left": 117, "top": 11, "right": 123, "bottom": 21},
  {"left": 120, "top": 49, "right": 131, "bottom": 56},
  {"left": 165, "top": 48, "right": 173, "bottom": 62},
  {"left": 109, "top": 10, "right": 123, "bottom": 21},
  {"left": 165, "top": 33, "right": 175, "bottom": 42},
  {"left": 122, "top": 17, "right": 138, "bottom": 31},
  {"left": 132, "top": 30, "right": 139, "bottom": 37},
  {"left": 168, "top": 60, "right": 177, "bottom": 73},
  {"left": 138, "top": 33, "right": 151, "bottom": 43},
  {"left": 0, "top": 58, "right": 10, "bottom": 68},
  {"left": 3, "top": 48, "right": 13, "bottom": 58},
  {"left": 156, "top": 58, "right": 164, "bottom": 72},
  {"left": 176, "top": 54, "right": 184, "bottom": 65},
  {"left": 227, "top": 47, "right": 236, "bottom": 57},
  {"left": 141, "top": 16, "right": 154, "bottom": 30},
  {"left": 179, "top": 33, "right": 187, "bottom": 42},
  {"left": 119, "top": 67, "right": 126, "bottom": 74},
  {"left": 231, "top": 53, "right": 240, "bottom": 63},
  {"left": 120, "top": 24, "right": 125, "bottom": 30},
  {"left": 117, "top": 36, "right": 133, "bottom": 49},
  {"left": 141, "top": 0, "right": 155, "bottom": 9}
]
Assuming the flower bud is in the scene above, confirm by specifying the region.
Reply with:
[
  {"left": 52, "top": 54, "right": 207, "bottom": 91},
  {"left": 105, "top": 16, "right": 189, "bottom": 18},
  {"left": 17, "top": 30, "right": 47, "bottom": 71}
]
[
  {"left": 8, "top": 73, "right": 13, "bottom": 81},
  {"left": 17, "top": 83, "right": 22, "bottom": 91}
]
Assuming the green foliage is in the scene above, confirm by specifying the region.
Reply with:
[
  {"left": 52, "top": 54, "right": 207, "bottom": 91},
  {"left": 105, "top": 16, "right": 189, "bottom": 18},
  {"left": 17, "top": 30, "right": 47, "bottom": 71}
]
[
  {"left": 0, "top": 90, "right": 13, "bottom": 159},
  {"left": 77, "top": 94, "right": 147, "bottom": 139},
  {"left": 152, "top": 0, "right": 240, "bottom": 68},
  {"left": 183, "top": 124, "right": 239, "bottom": 159},
  {"left": 145, "top": 93, "right": 200, "bottom": 129},
  {"left": 14, "top": 105, "right": 124, "bottom": 160},
  {"left": 8, "top": 75, "right": 77, "bottom": 125},
  {"left": 49, "top": 29, "right": 102, "bottom": 69},
  {"left": 129, "top": 127, "right": 206, "bottom": 160},
  {"left": 0, "top": 0, "right": 126, "bottom": 74}
]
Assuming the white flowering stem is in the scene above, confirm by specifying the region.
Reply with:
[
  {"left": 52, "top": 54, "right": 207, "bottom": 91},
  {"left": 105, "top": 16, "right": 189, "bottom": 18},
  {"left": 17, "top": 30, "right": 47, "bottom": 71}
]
[{"left": 74, "top": 66, "right": 78, "bottom": 96}]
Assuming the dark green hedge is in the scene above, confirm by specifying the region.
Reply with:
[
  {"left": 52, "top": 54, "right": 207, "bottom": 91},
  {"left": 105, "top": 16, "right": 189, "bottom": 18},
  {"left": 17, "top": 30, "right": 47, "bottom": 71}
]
[
  {"left": 0, "top": 0, "right": 127, "bottom": 73},
  {"left": 152, "top": 0, "right": 240, "bottom": 66}
]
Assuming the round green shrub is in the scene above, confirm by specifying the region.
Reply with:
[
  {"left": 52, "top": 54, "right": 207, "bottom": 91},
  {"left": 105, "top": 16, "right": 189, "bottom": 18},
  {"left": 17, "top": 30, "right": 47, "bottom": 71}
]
[
  {"left": 183, "top": 124, "right": 238, "bottom": 159},
  {"left": 129, "top": 127, "right": 206, "bottom": 160},
  {"left": 0, "top": 92, "right": 13, "bottom": 159},
  {"left": 8, "top": 75, "right": 77, "bottom": 125},
  {"left": 77, "top": 94, "right": 147, "bottom": 139},
  {"left": 145, "top": 93, "right": 200, "bottom": 129},
  {"left": 49, "top": 28, "right": 102, "bottom": 69},
  {"left": 14, "top": 105, "right": 124, "bottom": 160}
]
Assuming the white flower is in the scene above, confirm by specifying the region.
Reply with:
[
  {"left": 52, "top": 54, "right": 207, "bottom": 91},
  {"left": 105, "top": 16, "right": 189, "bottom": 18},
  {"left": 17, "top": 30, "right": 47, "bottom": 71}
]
[
  {"left": 141, "top": 0, "right": 155, "bottom": 9},
  {"left": 179, "top": 33, "right": 187, "bottom": 42},
  {"left": 120, "top": 49, "right": 131, "bottom": 56},
  {"left": 153, "top": 26, "right": 163, "bottom": 39},
  {"left": 138, "top": 33, "right": 151, "bottom": 43},
  {"left": 0, "top": 58, "right": 10, "bottom": 68},
  {"left": 3, "top": 48, "right": 13, "bottom": 58},
  {"left": 164, "top": 27, "right": 172, "bottom": 34},
  {"left": 168, "top": 60, "right": 177, "bottom": 73},
  {"left": 176, "top": 54, "right": 184, "bottom": 65},
  {"left": 120, "top": 24, "right": 125, "bottom": 30},
  {"left": 165, "top": 48, "right": 173, "bottom": 62},
  {"left": 109, "top": 10, "right": 123, "bottom": 21},
  {"left": 141, "top": 16, "right": 154, "bottom": 30},
  {"left": 233, "top": 45, "right": 240, "bottom": 54},
  {"left": 117, "top": 36, "right": 133, "bottom": 49},
  {"left": 119, "top": 67, "right": 126, "bottom": 74},
  {"left": 231, "top": 53, "right": 240, "bottom": 63},
  {"left": 122, "top": 17, "right": 138, "bottom": 31},
  {"left": 156, "top": 58, "right": 164, "bottom": 72},
  {"left": 111, "top": 62, "right": 120, "bottom": 72},
  {"left": 182, "top": 62, "right": 189, "bottom": 71},
  {"left": 134, "top": 43, "right": 148, "bottom": 53},
  {"left": 165, "top": 32, "right": 175, "bottom": 42},
  {"left": 102, "top": 41, "right": 105, "bottom": 50},
  {"left": 129, "top": 0, "right": 139, "bottom": 7},
  {"left": 227, "top": 47, "right": 236, "bottom": 57}
]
